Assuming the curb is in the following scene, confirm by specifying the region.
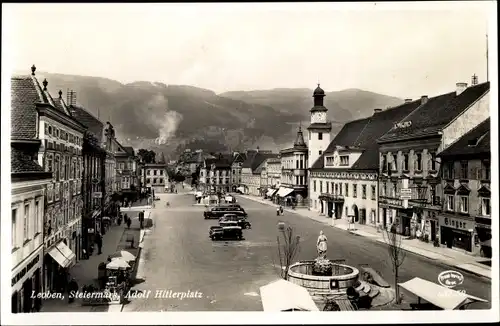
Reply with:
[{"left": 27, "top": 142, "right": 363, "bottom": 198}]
[{"left": 238, "top": 194, "right": 492, "bottom": 280}]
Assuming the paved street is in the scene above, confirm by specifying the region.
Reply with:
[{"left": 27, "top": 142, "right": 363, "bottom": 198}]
[{"left": 122, "top": 193, "right": 491, "bottom": 312}]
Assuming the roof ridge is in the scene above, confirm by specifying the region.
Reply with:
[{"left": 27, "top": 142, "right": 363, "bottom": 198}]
[
  {"left": 352, "top": 117, "right": 372, "bottom": 146},
  {"left": 441, "top": 117, "right": 490, "bottom": 151}
]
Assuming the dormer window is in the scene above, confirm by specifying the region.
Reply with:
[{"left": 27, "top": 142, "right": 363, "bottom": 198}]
[{"left": 340, "top": 156, "right": 349, "bottom": 166}]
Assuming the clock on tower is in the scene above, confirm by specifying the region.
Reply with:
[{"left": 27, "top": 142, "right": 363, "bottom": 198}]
[{"left": 311, "top": 111, "right": 327, "bottom": 123}]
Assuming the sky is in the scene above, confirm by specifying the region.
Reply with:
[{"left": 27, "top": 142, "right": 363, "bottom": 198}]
[{"left": 2, "top": 2, "right": 495, "bottom": 99}]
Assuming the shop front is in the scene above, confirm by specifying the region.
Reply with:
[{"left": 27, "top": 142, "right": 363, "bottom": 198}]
[
  {"left": 12, "top": 248, "right": 43, "bottom": 313},
  {"left": 475, "top": 217, "right": 492, "bottom": 258},
  {"left": 318, "top": 193, "right": 344, "bottom": 219},
  {"left": 44, "top": 240, "right": 77, "bottom": 293},
  {"left": 438, "top": 214, "right": 474, "bottom": 253}
]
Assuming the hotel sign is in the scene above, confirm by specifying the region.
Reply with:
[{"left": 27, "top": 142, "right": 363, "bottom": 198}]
[
  {"left": 379, "top": 197, "right": 403, "bottom": 208},
  {"left": 12, "top": 253, "right": 41, "bottom": 287}
]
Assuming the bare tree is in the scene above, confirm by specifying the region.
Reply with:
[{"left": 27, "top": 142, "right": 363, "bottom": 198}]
[
  {"left": 276, "top": 222, "right": 301, "bottom": 280},
  {"left": 382, "top": 228, "right": 406, "bottom": 304}
]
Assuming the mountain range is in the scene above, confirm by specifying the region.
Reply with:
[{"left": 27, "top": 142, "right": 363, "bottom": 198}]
[{"left": 26, "top": 71, "right": 403, "bottom": 158}]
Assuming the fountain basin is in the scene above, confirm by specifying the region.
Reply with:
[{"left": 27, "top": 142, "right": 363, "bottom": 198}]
[{"left": 287, "top": 260, "right": 359, "bottom": 295}]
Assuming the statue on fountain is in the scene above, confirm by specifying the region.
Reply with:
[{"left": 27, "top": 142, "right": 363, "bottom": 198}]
[
  {"left": 314, "top": 231, "right": 333, "bottom": 276},
  {"left": 317, "top": 231, "right": 328, "bottom": 258}
]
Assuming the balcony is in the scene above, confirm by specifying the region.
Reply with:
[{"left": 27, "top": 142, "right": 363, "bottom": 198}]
[{"left": 319, "top": 193, "right": 344, "bottom": 202}]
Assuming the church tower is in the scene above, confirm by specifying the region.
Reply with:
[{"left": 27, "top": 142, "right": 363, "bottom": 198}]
[{"left": 307, "top": 84, "right": 332, "bottom": 168}]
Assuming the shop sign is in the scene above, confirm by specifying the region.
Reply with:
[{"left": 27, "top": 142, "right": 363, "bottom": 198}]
[
  {"left": 438, "top": 270, "right": 464, "bottom": 289},
  {"left": 441, "top": 216, "right": 471, "bottom": 231},
  {"left": 12, "top": 253, "right": 41, "bottom": 287}
]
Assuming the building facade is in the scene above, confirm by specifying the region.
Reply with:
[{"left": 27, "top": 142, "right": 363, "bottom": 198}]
[
  {"left": 277, "top": 127, "right": 308, "bottom": 206},
  {"left": 11, "top": 76, "right": 53, "bottom": 312},
  {"left": 231, "top": 152, "right": 247, "bottom": 192},
  {"left": 265, "top": 157, "right": 282, "bottom": 190},
  {"left": 437, "top": 118, "right": 491, "bottom": 256},
  {"left": 115, "top": 144, "right": 138, "bottom": 190},
  {"left": 199, "top": 156, "right": 232, "bottom": 193},
  {"left": 13, "top": 68, "right": 86, "bottom": 293},
  {"left": 377, "top": 81, "right": 490, "bottom": 238},
  {"left": 241, "top": 150, "right": 277, "bottom": 196},
  {"left": 144, "top": 163, "right": 168, "bottom": 193},
  {"left": 310, "top": 99, "right": 423, "bottom": 226}
]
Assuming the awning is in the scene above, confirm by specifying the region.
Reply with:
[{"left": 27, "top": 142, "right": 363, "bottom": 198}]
[
  {"left": 237, "top": 187, "right": 245, "bottom": 193},
  {"left": 260, "top": 279, "right": 319, "bottom": 311},
  {"left": 48, "top": 242, "right": 76, "bottom": 268},
  {"left": 277, "top": 187, "right": 294, "bottom": 198},
  {"left": 266, "top": 188, "right": 278, "bottom": 197},
  {"left": 398, "top": 277, "right": 488, "bottom": 310}
]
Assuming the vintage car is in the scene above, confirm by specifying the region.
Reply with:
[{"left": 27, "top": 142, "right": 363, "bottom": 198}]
[
  {"left": 204, "top": 206, "right": 247, "bottom": 219},
  {"left": 209, "top": 225, "right": 243, "bottom": 241},
  {"left": 219, "top": 202, "right": 241, "bottom": 209},
  {"left": 219, "top": 214, "right": 252, "bottom": 229}
]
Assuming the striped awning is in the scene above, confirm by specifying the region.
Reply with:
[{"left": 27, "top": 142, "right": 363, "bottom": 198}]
[
  {"left": 267, "top": 188, "right": 278, "bottom": 197},
  {"left": 276, "top": 187, "right": 294, "bottom": 197}
]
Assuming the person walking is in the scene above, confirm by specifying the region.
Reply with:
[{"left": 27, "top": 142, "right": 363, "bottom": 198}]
[
  {"left": 139, "top": 210, "right": 145, "bottom": 229},
  {"left": 126, "top": 215, "right": 131, "bottom": 229},
  {"left": 95, "top": 232, "right": 103, "bottom": 255}
]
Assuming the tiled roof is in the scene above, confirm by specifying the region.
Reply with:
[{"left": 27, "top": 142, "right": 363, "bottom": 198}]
[
  {"left": 123, "top": 146, "right": 135, "bottom": 156},
  {"left": 311, "top": 100, "right": 423, "bottom": 170},
  {"left": 438, "top": 118, "right": 490, "bottom": 157},
  {"left": 242, "top": 152, "right": 278, "bottom": 172},
  {"left": 11, "top": 147, "right": 45, "bottom": 173},
  {"left": 379, "top": 82, "right": 490, "bottom": 141},
  {"left": 68, "top": 105, "right": 104, "bottom": 141},
  {"left": 10, "top": 75, "right": 45, "bottom": 139},
  {"left": 52, "top": 97, "right": 69, "bottom": 114}
]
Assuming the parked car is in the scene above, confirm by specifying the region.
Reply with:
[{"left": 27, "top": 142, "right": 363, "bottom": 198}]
[
  {"left": 219, "top": 214, "right": 252, "bottom": 229},
  {"left": 210, "top": 225, "right": 243, "bottom": 241},
  {"left": 209, "top": 225, "right": 224, "bottom": 238},
  {"left": 204, "top": 206, "right": 247, "bottom": 219}
]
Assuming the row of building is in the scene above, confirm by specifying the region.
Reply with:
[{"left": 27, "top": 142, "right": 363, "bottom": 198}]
[
  {"left": 193, "top": 78, "right": 491, "bottom": 258},
  {"left": 10, "top": 66, "right": 171, "bottom": 313}
]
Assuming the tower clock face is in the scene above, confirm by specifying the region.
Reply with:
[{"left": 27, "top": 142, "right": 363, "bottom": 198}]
[{"left": 312, "top": 112, "right": 326, "bottom": 123}]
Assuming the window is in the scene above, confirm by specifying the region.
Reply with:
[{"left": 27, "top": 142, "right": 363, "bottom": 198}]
[
  {"left": 147, "top": 170, "right": 151, "bottom": 175},
  {"left": 318, "top": 132, "right": 323, "bottom": 140},
  {"left": 460, "top": 161, "right": 468, "bottom": 179},
  {"left": 481, "top": 198, "right": 491, "bottom": 216},
  {"left": 313, "top": 180, "right": 317, "bottom": 192},
  {"left": 340, "top": 156, "right": 349, "bottom": 166},
  {"left": 353, "top": 184, "right": 358, "bottom": 198},
  {"left": 362, "top": 185, "right": 367, "bottom": 199},
  {"left": 326, "top": 182, "right": 329, "bottom": 193},
  {"left": 12, "top": 209, "right": 17, "bottom": 248},
  {"left": 160, "top": 170, "right": 164, "bottom": 175},
  {"left": 35, "top": 201, "right": 40, "bottom": 235},
  {"left": 24, "top": 204, "right": 29, "bottom": 241},
  {"left": 339, "top": 183, "right": 342, "bottom": 195},
  {"left": 319, "top": 150, "right": 323, "bottom": 156},
  {"left": 345, "top": 183, "right": 349, "bottom": 196},
  {"left": 430, "top": 152, "right": 437, "bottom": 171},
  {"left": 382, "top": 182, "right": 387, "bottom": 196},
  {"left": 146, "top": 178, "right": 150, "bottom": 184},
  {"left": 319, "top": 181, "right": 323, "bottom": 193},
  {"left": 334, "top": 183, "right": 338, "bottom": 194},
  {"left": 47, "top": 154, "right": 53, "bottom": 173},
  {"left": 154, "top": 170, "right": 157, "bottom": 176},
  {"left": 415, "top": 153, "right": 422, "bottom": 171},
  {"left": 391, "top": 154, "right": 397, "bottom": 171},
  {"left": 481, "top": 160, "right": 490, "bottom": 180},
  {"left": 444, "top": 162, "right": 454, "bottom": 180},
  {"left": 430, "top": 186, "right": 437, "bottom": 205},
  {"left": 55, "top": 155, "right": 60, "bottom": 181},
  {"left": 402, "top": 153, "right": 409, "bottom": 171},
  {"left": 345, "top": 207, "right": 348, "bottom": 217},
  {"left": 153, "top": 178, "right": 157, "bottom": 184},
  {"left": 48, "top": 125, "right": 52, "bottom": 135},
  {"left": 159, "top": 178, "right": 163, "bottom": 184},
  {"left": 459, "top": 196, "right": 469, "bottom": 213},
  {"left": 371, "top": 185, "right": 376, "bottom": 200},
  {"left": 382, "top": 154, "right": 388, "bottom": 172},
  {"left": 446, "top": 195, "right": 454, "bottom": 211}
]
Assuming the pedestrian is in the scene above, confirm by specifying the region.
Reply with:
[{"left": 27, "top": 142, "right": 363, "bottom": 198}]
[
  {"left": 279, "top": 205, "right": 284, "bottom": 215},
  {"left": 117, "top": 213, "right": 122, "bottom": 226},
  {"left": 96, "top": 232, "right": 103, "bottom": 255},
  {"left": 68, "top": 278, "right": 78, "bottom": 303},
  {"left": 126, "top": 215, "right": 131, "bottom": 229},
  {"left": 139, "top": 210, "right": 145, "bottom": 229},
  {"left": 276, "top": 207, "right": 280, "bottom": 216}
]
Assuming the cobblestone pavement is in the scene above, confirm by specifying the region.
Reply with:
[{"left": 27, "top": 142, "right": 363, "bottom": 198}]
[{"left": 120, "top": 193, "right": 491, "bottom": 311}]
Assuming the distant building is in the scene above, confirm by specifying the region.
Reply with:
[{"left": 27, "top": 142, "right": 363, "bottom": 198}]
[
  {"left": 277, "top": 126, "right": 308, "bottom": 206},
  {"left": 199, "top": 154, "right": 232, "bottom": 193},
  {"left": 230, "top": 151, "right": 247, "bottom": 191},
  {"left": 115, "top": 144, "right": 139, "bottom": 190},
  {"left": 377, "top": 81, "right": 490, "bottom": 238},
  {"left": 437, "top": 118, "right": 491, "bottom": 256},
  {"left": 241, "top": 150, "right": 278, "bottom": 196},
  {"left": 265, "top": 156, "right": 282, "bottom": 193},
  {"left": 144, "top": 163, "right": 168, "bottom": 193}
]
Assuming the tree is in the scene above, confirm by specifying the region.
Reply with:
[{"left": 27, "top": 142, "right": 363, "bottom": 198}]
[
  {"left": 276, "top": 222, "right": 301, "bottom": 280},
  {"left": 382, "top": 227, "right": 406, "bottom": 304},
  {"left": 137, "top": 149, "right": 156, "bottom": 164}
]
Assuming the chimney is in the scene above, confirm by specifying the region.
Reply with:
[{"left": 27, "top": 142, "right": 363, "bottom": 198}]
[
  {"left": 471, "top": 74, "right": 478, "bottom": 86},
  {"left": 374, "top": 108, "right": 382, "bottom": 114},
  {"left": 421, "top": 95, "right": 428, "bottom": 104},
  {"left": 404, "top": 99, "right": 412, "bottom": 103},
  {"left": 456, "top": 82, "right": 467, "bottom": 96}
]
